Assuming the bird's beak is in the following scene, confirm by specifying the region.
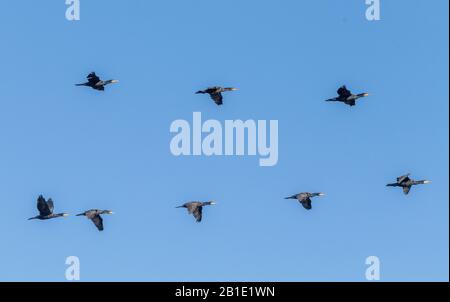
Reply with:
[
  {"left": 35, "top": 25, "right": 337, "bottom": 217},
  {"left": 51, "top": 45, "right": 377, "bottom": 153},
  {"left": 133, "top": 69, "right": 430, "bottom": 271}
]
[
  {"left": 231, "top": 88, "right": 239, "bottom": 91},
  {"left": 63, "top": 214, "right": 70, "bottom": 217},
  {"left": 318, "top": 193, "right": 325, "bottom": 196},
  {"left": 210, "top": 202, "right": 217, "bottom": 205},
  {"left": 363, "top": 93, "right": 369, "bottom": 97},
  {"left": 111, "top": 80, "right": 119, "bottom": 83},
  {"left": 423, "top": 180, "right": 432, "bottom": 184},
  {"left": 108, "top": 211, "right": 115, "bottom": 214}
]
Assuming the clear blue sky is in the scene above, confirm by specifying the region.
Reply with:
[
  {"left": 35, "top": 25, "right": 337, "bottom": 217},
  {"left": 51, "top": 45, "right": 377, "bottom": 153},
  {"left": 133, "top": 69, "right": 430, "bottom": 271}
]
[{"left": 0, "top": 0, "right": 448, "bottom": 282}]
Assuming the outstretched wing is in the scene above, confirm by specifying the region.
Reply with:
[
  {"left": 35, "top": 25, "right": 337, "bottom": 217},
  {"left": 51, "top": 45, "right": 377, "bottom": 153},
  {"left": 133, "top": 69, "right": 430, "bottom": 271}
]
[
  {"left": 46, "top": 199, "right": 54, "bottom": 213},
  {"left": 397, "top": 174, "right": 411, "bottom": 184},
  {"left": 91, "top": 215, "right": 104, "bottom": 231},
  {"left": 210, "top": 93, "right": 223, "bottom": 105},
  {"left": 192, "top": 206, "right": 203, "bottom": 222},
  {"left": 37, "top": 196, "right": 52, "bottom": 216},
  {"left": 346, "top": 99, "right": 356, "bottom": 106},
  {"left": 301, "top": 198, "right": 312, "bottom": 210},
  {"left": 87, "top": 72, "right": 100, "bottom": 84},
  {"left": 337, "top": 86, "right": 351, "bottom": 98},
  {"left": 403, "top": 186, "right": 411, "bottom": 195}
]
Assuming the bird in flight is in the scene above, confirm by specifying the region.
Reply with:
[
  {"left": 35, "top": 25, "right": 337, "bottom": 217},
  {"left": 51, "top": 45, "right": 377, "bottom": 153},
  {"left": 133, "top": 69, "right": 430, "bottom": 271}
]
[
  {"left": 325, "top": 85, "right": 369, "bottom": 106},
  {"left": 76, "top": 209, "right": 114, "bottom": 231},
  {"left": 76, "top": 72, "right": 119, "bottom": 91},
  {"left": 196, "top": 87, "right": 238, "bottom": 106},
  {"left": 386, "top": 174, "right": 431, "bottom": 195},
  {"left": 176, "top": 201, "right": 216, "bottom": 222},
  {"left": 285, "top": 192, "right": 325, "bottom": 210},
  {"left": 28, "top": 195, "right": 69, "bottom": 220}
]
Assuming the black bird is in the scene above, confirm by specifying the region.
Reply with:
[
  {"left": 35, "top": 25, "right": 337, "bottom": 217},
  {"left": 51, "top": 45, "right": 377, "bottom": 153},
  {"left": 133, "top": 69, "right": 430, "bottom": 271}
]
[
  {"left": 285, "top": 192, "right": 325, "bottom": 210},
  {"left": 325, "top": 85, "right": 369, "bottom": 106},
  {"left": 387, "top": 174, "right": 431, "bottom": 195},
  {"left": 76, "top": 209, "right": 114, "bottom": 231},
  {"left": 76, "top": 72, "right": 119, "bottom": 91},
  {"left": 28, "top": 195, "right": 69, "bottom": 220},
  {"left": 196, "top": 87, "right": 238, "bottom": 105},
  {"left": 176, "top": 201, "right": 216, "bottom": 222}
]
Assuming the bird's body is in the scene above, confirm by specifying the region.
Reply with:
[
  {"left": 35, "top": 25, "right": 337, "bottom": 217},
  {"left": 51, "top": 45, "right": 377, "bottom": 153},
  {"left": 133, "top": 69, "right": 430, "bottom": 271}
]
[
  {"left": 285, "top": 192, "right": 325, "bottom": 210},
  {"left": 76, "top": 72, "right": 119, "bottom": 91},
  {"left": 196, "top": 87, "right": 238, "bottom": 105},
  {"left": 176, "top": 201, "right": 216, "bottom": 222},
  {"left": 76, "top": 209, "right": 114, "bottom": 231},
  {"left": 28, "top": 195, "right": 69, "bottom": 220},
  {"left": 326, "top": 86, "right": 369, "bottom": 106},
  {"left": 387, "top": 174, "right": 431, "bottom": 195}
]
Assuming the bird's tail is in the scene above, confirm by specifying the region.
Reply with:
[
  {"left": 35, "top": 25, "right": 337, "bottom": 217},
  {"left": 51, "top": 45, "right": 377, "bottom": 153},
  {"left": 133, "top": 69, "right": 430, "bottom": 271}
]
[
  {"left": 75, "top": 83, "right": 87, "bottom": 86},
  {"left": 196, "top": 90, "right": 205, "bottom": 94},
  {"left": 285, "top": 195, "right": 297, "bottom": 199},
  {"left": 416, "top": 180, "right": 432, "bottom": 185},
  {"left": 386, "top": 183, "right": 398, "bottom": 187},
  {"left": 312, "top": 193, "right": 325, "bottom": 197}
]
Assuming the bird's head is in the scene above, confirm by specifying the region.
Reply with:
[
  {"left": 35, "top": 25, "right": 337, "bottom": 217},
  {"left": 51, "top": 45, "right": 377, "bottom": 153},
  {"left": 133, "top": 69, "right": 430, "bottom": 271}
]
[
  {"left": 110, "top": 80, "right": 119, "bottom": 84},
  {"left": 105, "top": 210, "right": 114, "bottom": 215},
  {"left": 318, "top": 193, "right": 326, "bottom": 197},
  {"left": 423, "top": 180, "right": 432, "bottom": 184},
  {"left": 208, "top": 201, "right": 217, "bottom": 206},
  {"left": 362, "top": 93, "right": 369, "bottom": 97},
  {"left": 62, "top": 213, "right": 70, "bottom": 217}
]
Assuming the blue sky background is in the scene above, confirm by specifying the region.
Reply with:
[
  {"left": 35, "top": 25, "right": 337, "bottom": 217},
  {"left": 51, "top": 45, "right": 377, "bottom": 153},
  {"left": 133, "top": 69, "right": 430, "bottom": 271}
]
[{"left": 0, "top": 0, "right": 448, "bottom": 282}]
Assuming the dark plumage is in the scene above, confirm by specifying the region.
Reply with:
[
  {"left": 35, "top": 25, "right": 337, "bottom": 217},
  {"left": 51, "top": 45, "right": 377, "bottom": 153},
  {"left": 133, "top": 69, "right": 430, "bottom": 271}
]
[
  {"left": 387, "top": 174, "right": 431, "bottom": 195},
  {"left": 196, "top": 87, "right": 238, "bottom": 105},
  {"left": 76, "top": 209, "right": 114, "bottom": 231},
  {"left": 28, "top": 195, "right": 69, "bottom": 220},
  {"left": 325, "top": 85, "right": 369, "bottom": 106},
  {"left": 76, "top": 72, "right": 119, "bottom": 91},
  {"left": 285, "top": 192, "right": 325, "bottom": 210},
  {"left": 176, "top": 201, "right": 216, "bottom": 222}
]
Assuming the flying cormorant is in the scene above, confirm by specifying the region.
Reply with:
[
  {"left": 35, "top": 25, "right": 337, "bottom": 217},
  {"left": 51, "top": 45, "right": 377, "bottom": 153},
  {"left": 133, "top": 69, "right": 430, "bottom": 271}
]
[
  {"left": 176, "top": 201, "right": 216, "bottom": 222},
  {"left": 76, "top": 209, "right": 114, "bottom": 231},
  {"left": 325, "top": 85, "right": 369, "bottom": 106},
  {"left": 285, "top": 192, "right": 325, "bottom": 210},
  {"left": 76, "top": 72, "right": 119, "bottom": 91},
  {"left": 196, "top": 87, "right": 238, "bottom": 105},
  {"left": 28, "top": 195, "right": 69, "bottom": 220},
  {"left": 386, "top": 174, "right": 431, "bottom": 195}
]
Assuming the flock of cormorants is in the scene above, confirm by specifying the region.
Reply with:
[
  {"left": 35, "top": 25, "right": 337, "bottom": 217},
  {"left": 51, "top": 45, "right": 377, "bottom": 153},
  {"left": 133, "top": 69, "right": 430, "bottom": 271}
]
[{"left": 27, "top": 72, "right": 432, "bottom": 229}]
